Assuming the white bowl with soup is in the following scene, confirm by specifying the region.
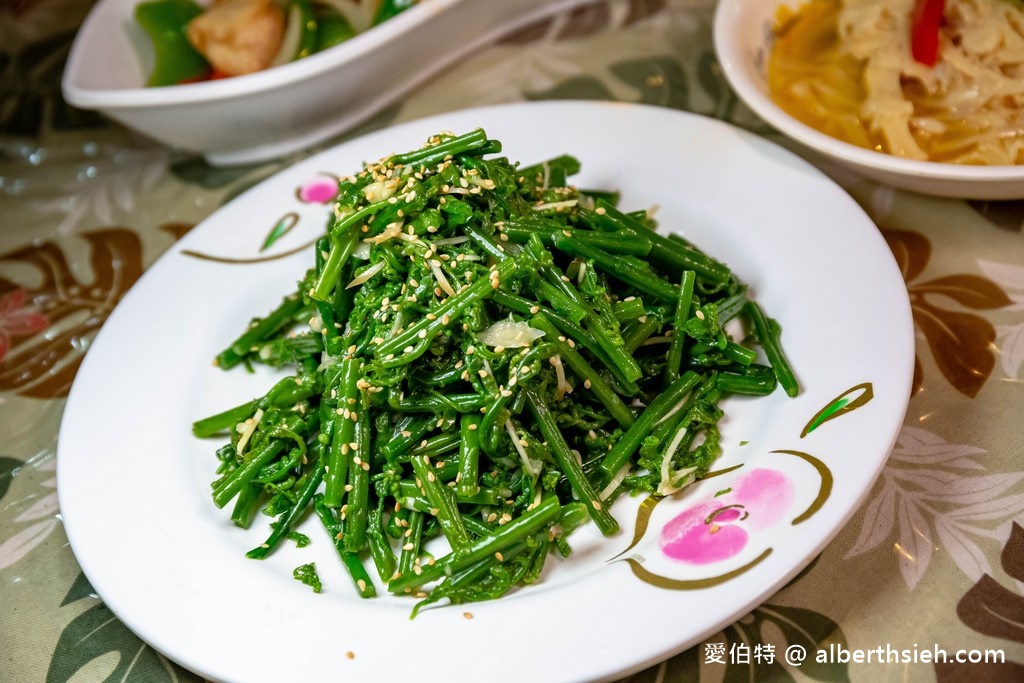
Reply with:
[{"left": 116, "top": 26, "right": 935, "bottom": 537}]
[{"left": 713, "top": 0, "right": 1024, "bottom": 199}]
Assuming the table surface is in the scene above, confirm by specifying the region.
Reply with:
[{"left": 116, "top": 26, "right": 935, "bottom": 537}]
[{"left": 2, "top": 1, "right": 1023, "bottom": 681}]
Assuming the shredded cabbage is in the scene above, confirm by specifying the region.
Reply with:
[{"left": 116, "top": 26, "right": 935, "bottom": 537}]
[{"left": 769, "top": 0, "right": 1024, "bottom": 165}]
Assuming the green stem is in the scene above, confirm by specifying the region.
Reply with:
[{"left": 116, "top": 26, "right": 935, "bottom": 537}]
[
  {"left": 246, "top": 460, "right": 324, "bottom": 559},
  {"left": 389, "top": 496, "right": 562, "bottom": 594},
  {"left": 598, "top": 371, "right": 702, "bottom": 479},
  {"left": 525, "top": 390, "right": 619, "bottom": 536},
  {"left": 323, "top": 356, "right": 361, "bottom": 507},
  {"left": 665, "top": 270, "right": 696, "bottom": 386},
  {"left": 745, "top": 301, "right": 799, "bottom": 397}
]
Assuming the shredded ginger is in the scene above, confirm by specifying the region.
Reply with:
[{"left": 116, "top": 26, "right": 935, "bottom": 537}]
[{"left": 476, "top": 320, "right": 545, "bottom": 349}]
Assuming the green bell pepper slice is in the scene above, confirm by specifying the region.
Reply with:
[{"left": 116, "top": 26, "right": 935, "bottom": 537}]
[
  {"left": 373, "top": 0, "right": 416, "bottom": 25},
  {"left": 135, "top": 0, "right": 209, "bottom": 86},
  {"left": 314, "top": 5, "right": 355, "bottom": 51}
]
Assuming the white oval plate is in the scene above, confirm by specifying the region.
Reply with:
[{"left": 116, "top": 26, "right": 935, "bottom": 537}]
[{"left": 58, "top": 102, "right": 913, "bottom": 683}]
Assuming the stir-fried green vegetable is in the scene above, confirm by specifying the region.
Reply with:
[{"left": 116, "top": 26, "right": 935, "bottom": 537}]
[{"left": 194, "top": 129, "right": 798, "bottom": 612}]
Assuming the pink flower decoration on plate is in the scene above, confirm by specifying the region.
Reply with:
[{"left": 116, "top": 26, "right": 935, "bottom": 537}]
[
  {"left": 0, "top": 288, "right": 48, "bottom": 363},
  {"left": 297, "top": 175, "right": 340, "bottom": 204},
  {"left": 660, "top": 468, "right": 794, "bottom": 565}
]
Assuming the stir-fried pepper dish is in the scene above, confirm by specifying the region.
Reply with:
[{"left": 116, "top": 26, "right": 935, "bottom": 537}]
[
  {"left": 193, "top": 129, "right": 798, "bottom": 612},
  {"left": 136, "top": 0, "right": 416, "bottom": 84}
]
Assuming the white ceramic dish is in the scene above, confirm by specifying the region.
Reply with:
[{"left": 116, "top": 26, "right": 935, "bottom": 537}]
[
  {"left": 57, "top": 101, "right": 914, "bottom": 683},
  {"left": 713, "top": 0, "right": 1024, "bottom": 200},
  {"left": 61, "top": 0, "right": 598, "bottom": 166}
]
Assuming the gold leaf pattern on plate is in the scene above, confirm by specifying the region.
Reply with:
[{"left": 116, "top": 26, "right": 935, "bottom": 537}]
[
  {"left": 622, "top": 548, "right": 773, "bottom": 590},
  {"left": 771, "top": 450, "right": 833, "bottom": 524}
]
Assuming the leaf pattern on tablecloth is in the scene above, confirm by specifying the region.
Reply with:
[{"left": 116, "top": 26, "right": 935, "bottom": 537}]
[
  {"left": 883, "top": 228, "right": 1012, "bottom": 398},
  {"left": 527, "top": 55, "right": 689, "bottom": 105},
  {"left": 168, "top": 155, "right": 282, "bottom": 207},
  {"left": 0, "top": 518, "right": 58, "bottom": 571},
  {"left": 47, "top": 572, "right": 206, "bottom": 683},
  {"left": 724, "top": 605, "right": 850, "bottom": 682},
  {"left": 0, "top": 457, "right": 23, "bottom": 501},
  {"left": 0, "top": 20, "right": 104, "bottom": 136},
  {"left": 967, "top": 200, "right": 1024, "bottom": 234},
  {"left": 503, "top": 0, "right": 666, "bottom": 44},
  {"left": 508, "top": 0, "right": 767, "bottom": 135},
  {"left": 501, "top": 0, "right": 747, "bottom": 134},
  {"left": 845, "top": 426, "right": 1024, "bottom": 589},
  {"left": 0, "top": 456, "right": 56, "bottom": 571},
  {"left": 934, "top": 523, "right": 1024, "bottom": 681},
  {"left": 525, "top": 50, "right": 770, "bottom": 135},
  {"left": 36, "top": 147, "right": 170, "bottom": 236},
  {"left": 158, "top": 222, "right": 197, "bottom": 242},
  {"left": 957, "top": 522, "right": 1024, "bottom": 641},
  {"left": 0, "top": 287, "right": 49, "bottom": 363},
  {"left": 0, "top": 228, "right": 143, "bottom": 399},
  {"left": 977, "top": 259, "right": 1024, "bottom": 380}
]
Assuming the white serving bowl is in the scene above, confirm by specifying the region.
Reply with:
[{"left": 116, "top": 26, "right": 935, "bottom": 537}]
[
  {"left": 713, "top": 0, "right": 1024, "bottom": 200},
  {"left": 62, "top": 0, "right": 595, "bottom": 166}
]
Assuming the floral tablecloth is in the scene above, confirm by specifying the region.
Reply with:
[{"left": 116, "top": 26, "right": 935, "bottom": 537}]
[{"left": 2, "top": 0, "right": 1023, "bottom": 681}]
